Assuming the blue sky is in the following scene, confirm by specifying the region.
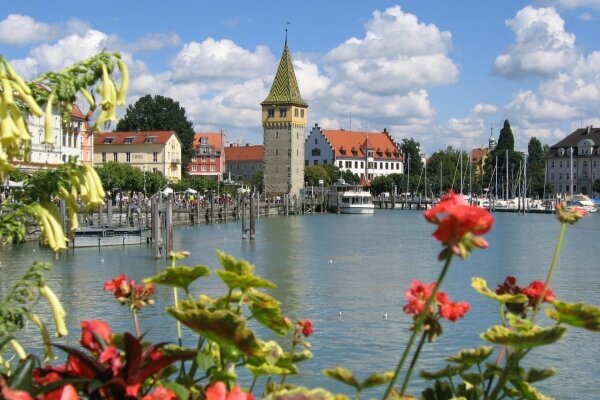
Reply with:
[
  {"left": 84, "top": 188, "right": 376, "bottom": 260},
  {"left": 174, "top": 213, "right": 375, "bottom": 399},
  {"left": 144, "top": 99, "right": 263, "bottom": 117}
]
[{"left": 2, "top": 0, "right": 600, "bottom": 154}]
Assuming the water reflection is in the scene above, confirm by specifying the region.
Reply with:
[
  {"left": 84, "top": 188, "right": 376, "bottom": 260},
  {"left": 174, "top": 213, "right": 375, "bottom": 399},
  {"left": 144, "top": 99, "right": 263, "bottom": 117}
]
[{"left": 1, "top": 211, "right": 599, "bottom": 398}]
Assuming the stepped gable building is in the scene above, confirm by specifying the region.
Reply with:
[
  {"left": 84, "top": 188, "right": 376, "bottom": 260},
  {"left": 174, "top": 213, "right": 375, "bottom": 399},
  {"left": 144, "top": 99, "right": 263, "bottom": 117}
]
[
  {"left": 260, "top": 36, "right": 308, "bottom": 198},
  {"left": 545, "top": 125, "right": 600, "bottom": 197},
  {"left": 305, "top": 124, "right": 404, "bottom": 183},
  {"left": 224, "top": 144, "right": 264, "bottom": 181},
  {"left": 187, "top": 132, "right": 224, "bottom": 180},
  {"left": 93, "top": 130, "right": 182, "bottom": 182}
]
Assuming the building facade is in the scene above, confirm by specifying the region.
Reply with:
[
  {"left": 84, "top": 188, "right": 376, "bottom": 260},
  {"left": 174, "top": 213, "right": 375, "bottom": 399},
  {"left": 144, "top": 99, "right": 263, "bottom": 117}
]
[
  {"left": 93, "top": 131, "right": 182, "bottom": 182},
  {"left": 15, "top": 104, "right": 90, "bottom": 173},
  {"left": 261, "top": 38, "right": 307, "bottom": 198},
  {"left": 545, "top": 126, "right": 600, "bottom": 197},
  {"left": 305, "top": 124, "right": 404, "bottom": 182},
  {"left": 187, "top": 132, "right": 224, "bottom": 180},
  {"left": 224, "top": 144, "right": 264, "bottom": 181}
]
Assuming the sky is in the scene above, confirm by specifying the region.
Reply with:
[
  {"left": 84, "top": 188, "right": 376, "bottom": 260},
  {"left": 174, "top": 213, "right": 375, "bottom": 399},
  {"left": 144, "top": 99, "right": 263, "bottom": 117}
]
[{"left": 2, "top": 0, "right": 600, "bottom": 155}]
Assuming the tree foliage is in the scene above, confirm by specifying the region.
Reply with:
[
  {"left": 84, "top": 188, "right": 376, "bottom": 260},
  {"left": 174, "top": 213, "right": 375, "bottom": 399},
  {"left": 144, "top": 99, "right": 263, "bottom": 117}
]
[
  {"left": 527, "top": 137, "right": 547, "bottom": 197},
  {"left": 426, "top": 147, "right": 477, "bottom": 196},
  {"left": 401, "top": 138, "right": 423, "bottom": 177},
  {"left": 116, "top": 95, "right": 195, "bottom": 172},
  {"left": 96, "top": 161, "right": 167, "bottom": 196}
]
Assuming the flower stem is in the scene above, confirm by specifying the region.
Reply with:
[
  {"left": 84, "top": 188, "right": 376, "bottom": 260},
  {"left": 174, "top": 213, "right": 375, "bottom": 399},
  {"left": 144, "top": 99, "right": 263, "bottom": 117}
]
[
  {"left": 173, "top": 287, "right": 183, "bottom": 347},
  {"left": 531, "top": 221, "right": 567, "bottom": 322},
  {"left": 132, "top": 308, "right": 141, "bottom": 338},
  {"left": 399, "top": 332, "right": 428, "bottom": 395},
  {"left": 382, "top": 252, "right": 453, "bottom": 399}
]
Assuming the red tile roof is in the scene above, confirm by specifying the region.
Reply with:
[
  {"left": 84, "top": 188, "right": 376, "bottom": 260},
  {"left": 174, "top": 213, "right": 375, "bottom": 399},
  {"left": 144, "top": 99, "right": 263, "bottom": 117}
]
[
  {"left": 71, "top": 103, "right": 86, "bottom": 120},
  {"left": 224, "top": 145, "right": 264, "bottom": 162},
  {"left": 94, "top": 131, "right": 176, "bottom": 145},
  {"left": 470, "top": 148, "right": 487, "bottom": 164},
  {"left": 193, "top": 132, "right": 222, "bottom": 149},
  {"left": 321, "top": 129, "right": 402, "bottom": 160}
]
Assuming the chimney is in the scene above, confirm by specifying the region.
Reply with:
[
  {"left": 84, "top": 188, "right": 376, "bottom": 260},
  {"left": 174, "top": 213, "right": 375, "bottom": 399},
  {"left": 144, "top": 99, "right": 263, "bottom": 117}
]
[{"left": 587, "top": 126, "right": 591, "bottom": 135}]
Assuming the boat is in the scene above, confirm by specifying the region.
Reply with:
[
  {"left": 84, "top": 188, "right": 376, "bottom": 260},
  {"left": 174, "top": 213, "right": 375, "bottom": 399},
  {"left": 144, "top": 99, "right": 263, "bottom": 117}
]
[
  {"left": 327, "top": 179, "right": 374, "bottom": 214},
  {"left": 566, "top": 194, "right": 597, "bottom": 214}
]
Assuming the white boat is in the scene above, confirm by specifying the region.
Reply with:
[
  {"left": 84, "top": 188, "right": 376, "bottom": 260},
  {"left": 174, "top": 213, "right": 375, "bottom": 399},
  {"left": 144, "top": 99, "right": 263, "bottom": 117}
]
[
  {"left": 566, "top": 194, "right": 597, "bottom": 214},
  {"left": 327, "top": 179, "right": 374, "bottom": 214}
]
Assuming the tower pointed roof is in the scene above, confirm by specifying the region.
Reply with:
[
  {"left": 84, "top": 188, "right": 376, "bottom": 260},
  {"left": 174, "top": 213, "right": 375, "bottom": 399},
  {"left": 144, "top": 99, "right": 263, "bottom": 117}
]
[{"left": 261, "top": 41, "right": 307, "bottom": 107}]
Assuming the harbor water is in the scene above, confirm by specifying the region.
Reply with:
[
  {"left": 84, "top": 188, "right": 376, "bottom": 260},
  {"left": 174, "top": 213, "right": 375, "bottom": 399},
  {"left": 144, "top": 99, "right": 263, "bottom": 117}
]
[{"left": 1, "top": 210, "right": 599, "bottom": 399}]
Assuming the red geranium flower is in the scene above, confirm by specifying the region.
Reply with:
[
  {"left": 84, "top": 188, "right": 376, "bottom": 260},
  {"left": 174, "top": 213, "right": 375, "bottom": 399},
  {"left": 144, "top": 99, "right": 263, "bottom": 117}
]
[
  {"left": 424, "top": 191, "right": 494, "bottom": 259},
  {"left": 298, "top": 319, "right": 314, "bottom": 337},
  {"left": 99, "top": 345, "right": 123, "bottom": 376},
  {"left": 142, "top": 386, "right": 178, "bottom": 400},
  {"left": 104, "top": 274, "right": 155, "bottom": 310},
  {"left": 403, "top": 280, "right": 436, "bottom": 316},
  {"left": 206, "top": 381, "right": 254, "bottom": 400},
  {"left": 80, "top": 320, "right": 111, "bottom": 353},
  {"left": 436, "top": 292, "right": 470, "bottom": 322},
  {"left": 522, "top": 280, "right": 555, "bottom": 303}
]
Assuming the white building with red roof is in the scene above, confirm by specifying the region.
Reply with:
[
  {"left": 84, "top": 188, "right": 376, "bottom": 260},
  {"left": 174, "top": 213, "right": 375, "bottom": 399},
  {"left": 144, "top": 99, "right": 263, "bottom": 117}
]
[
  {"left": 16, "top": 103, "right": 91, "bottom": 172},
  {"left": 305, "top": 124, "right": 404, "bottom": 183},
  {"left": 187, "top": 132, "right": 225, "bottom": 180},
  {"left": 93, "top": 130, "right": 182, "bottom": 182},
  {"left": 224, "top": 144, "right": 264, "bottom": 181}
]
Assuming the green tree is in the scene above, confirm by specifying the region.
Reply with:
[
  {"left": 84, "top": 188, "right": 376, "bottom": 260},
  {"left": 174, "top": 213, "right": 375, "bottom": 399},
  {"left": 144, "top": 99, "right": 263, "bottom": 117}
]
[
  {"left": 593, "top": 179, "right": 600, "bottom": 196},
  {"left": 370, "top": 175, "right": 394, "bottom": 195},
  {"left": 116, "top": 95, "right": 195, "bottom": 172},
  {"left": 400, "top": 138, "right": 424, "bottom": 181},
  {"left": 426, "top": 147, "right": 474, "bottom": 196},
  {"left": 485, "top": 120, "right": 524, "bottom": 198},
  {"left": 304, "top": 165, "right": 329, "bottom": 187},
  {"left": 527, "top": 137, "right": 546, "bottom": 198}
]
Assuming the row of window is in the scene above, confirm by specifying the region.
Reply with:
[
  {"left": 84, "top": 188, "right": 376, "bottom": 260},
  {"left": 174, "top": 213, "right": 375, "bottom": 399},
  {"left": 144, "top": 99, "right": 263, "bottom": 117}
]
[
  {"left": 556, "top": 184, "right": 576, "bottom": 192},
  {"left": 190, "top": 165, "right": 216, "bottom": 172},
  {"left": 101, "top": 152, "right": 159, "bottom": 163},
  {"left": 550, "top": 172, "right": 596, "bottom": 181},
  {"left": 337, "top": 160, "right": 402, "bottom": 170},
  {"left": 550, "top": 160, "right": 598, "bottom": 168},
  {"left": 267, "top": 107, "right": 305, "bottom": 118},
  {"left": 191, "top": 155, "right": 216, "bottom": 162}
]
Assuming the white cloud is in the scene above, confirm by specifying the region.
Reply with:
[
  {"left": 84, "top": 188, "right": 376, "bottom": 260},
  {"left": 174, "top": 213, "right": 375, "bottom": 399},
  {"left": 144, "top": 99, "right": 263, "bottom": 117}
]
[
  {"left": 170, "top": 38, "right": 275, "bottom": 82},
  {"left": 579, "top": 12, "right": 593, "bottom": 20},
  {"left": 119, "top": 32, "right": 181, "bottom": 53},
  {"left": 325, "top": 6, "right": 458, "bottom": 95},
  {"left": 0, "top": 14, "right": 61, "bottom": 45},
  {"left": 494, "top": 6, "right": 576, "bottom": 78},
  {"left": 472, "top": 103, "right": 498, "bottom": 115}
]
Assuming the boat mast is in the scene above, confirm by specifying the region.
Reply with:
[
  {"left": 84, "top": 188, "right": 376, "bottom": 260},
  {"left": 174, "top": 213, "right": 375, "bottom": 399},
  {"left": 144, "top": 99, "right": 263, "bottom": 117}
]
[
  {"left": 495, "top": 155, "right": 498, "bottom": 204},
  {"left": 439, "top": 161, "right": 442, "bottom": 196},
  {"left": 570, "top": 146, "right": 574, "bottom": 199},
  {"left": 460, "top": 151, "right": 463, "bottom": 194},
  {"left": 505, "top": 150, "right": 509, "bottom": 201}
]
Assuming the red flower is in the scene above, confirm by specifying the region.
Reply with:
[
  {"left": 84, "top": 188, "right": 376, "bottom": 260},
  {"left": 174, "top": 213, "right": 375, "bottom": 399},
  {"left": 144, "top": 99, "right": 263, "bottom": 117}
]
[
  {"left": 80, "top": 320, "right": 111, "bottom": 352},
  {"left": 496, "top": 275, "right": 520, "bottom": 295},
  {"left": 555, "top": 202, "right": 587, "bottom": 224},
  {"left": 142, "top": 386, "right": 178, "bottom": 400},
  {"left": 206, "top": 382, "right": 254, "bottom": 400},
  {"left": 424, "top": 191, "right": 494, "bottom": 258},
  {"left": 65, "top": 355, "right": 96, "bottom": 379},
  {"left": 99, "top": 345, "right": 123, "bottom": 376},
  {"left": 403, "top": 280, "right": 436, "bottom": 316},
  {"left": 104, "top": 274, "right": 155, "bottom": 310},
  {"left": 103, "top": 274, "right": 128, "bottom": 298},
  {"left": 297, "top": 319, "right": 314, "bottom": 337},
  {"left": 522, "top": 280, "right": 555, "bottom": 303},
  {"left": 32, "top": 370, "right": 68, "bottom": 400},
  {"left": 436, "top": 292, "right": 470, "bottom": 322}
]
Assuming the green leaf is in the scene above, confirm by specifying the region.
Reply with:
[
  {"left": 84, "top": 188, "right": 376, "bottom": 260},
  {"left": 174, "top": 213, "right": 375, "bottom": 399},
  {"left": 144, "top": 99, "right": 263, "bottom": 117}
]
[
  {"left": 447, "top": 346, "right": 494, "bottom": 367},
  {"left": 216, "top": 250, "right": 255, "bottom": 275},
  {"left": 481, "top": 324, "right": 566, "bottom": 348},
  {"left": 247, "top": 363, "right": 292, "bottom": 377},
  {"left": 166, "top": 308, "right": 263, "bottom": 356},
  {"left": 247, "top": 291, "right": 291, "bottom": 336},
  {"left": 264, "top": 387, "right": 343, "bottom": 400},
  {"left": 546, "top": 300, "right": 600, "bottom": 332},
  {"left": 162, "top": 381, "right": 190, "bottom": 400},
  {"left": 506, "top": 313, "right": 535, "bottom": 331},
  {"left": 195, "top": 351, "right": 215, "bottom": 371},
  {"left": 524, "top": 367, "right": 557, "bottom": 383},
  {"left": 216, "top": 270, "right": 276, "bottom": 290},
  {"left": 360, "top": 371, "right": 394, "bottom": 389},
  {"left": 10, "top": 356, "right": 35, "bottom": 392},
  {"left": 471, "top": 277, "right": 528, "bottom": 304},
  {"left": 420, "top": 364, "right": 468, "bottom": 380},
  {"left": 510, "top": 379, "right": 553, "bottom": 400},
  {"left": 323, "top": 367, "right": 360, "bottom": 390},
  {"left": 145, "top": 265, "right": 210, "bottom": 292},
  {"left": 260, "top": 340, "right": 284, "bottom": 365}
]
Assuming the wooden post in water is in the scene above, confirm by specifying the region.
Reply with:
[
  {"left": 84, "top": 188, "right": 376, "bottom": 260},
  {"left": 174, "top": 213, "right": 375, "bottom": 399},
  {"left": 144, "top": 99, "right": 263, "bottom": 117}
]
[
  {"left": 107, "top": 198, "right": 113, "bottom": 227},
  {"left": 249, "top": 194, "right": 256, "bottom": 240},
  {"left": 337, "top": 192, "right": 341, "bottom": 214},
  {"left": 151, "top": 195, "right": 161, "bottom": 259},
  {"left": 241, "top": 195, "right": 247, "bottom": 239},
  {"left": 210, "top": 192, "right": 214, "bottom": 224},
  {"left": 165, "top": 194, "right": 173, "bottom": 257}
]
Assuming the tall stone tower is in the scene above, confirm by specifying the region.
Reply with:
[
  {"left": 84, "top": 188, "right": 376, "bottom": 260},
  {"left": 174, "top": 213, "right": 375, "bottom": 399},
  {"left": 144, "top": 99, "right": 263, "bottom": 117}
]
[{"left": 261, "top": 37, "right": 308, "bottom": 199}]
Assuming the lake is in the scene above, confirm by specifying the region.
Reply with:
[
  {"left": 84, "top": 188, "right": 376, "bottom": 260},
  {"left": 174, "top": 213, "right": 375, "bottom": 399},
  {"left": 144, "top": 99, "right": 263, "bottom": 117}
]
[{"left": 1, "top": 210, "right": 599, "bottom": 399}]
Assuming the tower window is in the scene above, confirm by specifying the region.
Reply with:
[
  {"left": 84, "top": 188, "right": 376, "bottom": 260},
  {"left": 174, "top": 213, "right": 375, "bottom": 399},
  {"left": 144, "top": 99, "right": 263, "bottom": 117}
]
[
  {"left": 268, "top": 109, "right": 274, "bottom": 118},
  {"left": 294, "top": 108, "right": 298, "bottom": 117},
  {"left": 279, "top": 108, "right": 287, "bottom": 117},
  {"left": 301, "top": 110, "right": 304, "bottom": 118}
]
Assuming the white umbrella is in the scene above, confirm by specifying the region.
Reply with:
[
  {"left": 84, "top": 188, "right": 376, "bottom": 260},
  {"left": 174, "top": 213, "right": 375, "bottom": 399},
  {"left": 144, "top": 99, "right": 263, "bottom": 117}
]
[
  {"left": 185, "top": 188, "right": 198, "bottom": 194},
  {"left": 162, "top": 187, "right": 174, "bottom": 195}
]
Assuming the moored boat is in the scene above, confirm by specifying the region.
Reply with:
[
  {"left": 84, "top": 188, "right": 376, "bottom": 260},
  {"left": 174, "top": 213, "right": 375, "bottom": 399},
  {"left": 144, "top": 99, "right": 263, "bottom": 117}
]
[{"left": 327, "top": 179, "right": 374, "bottom": 214}]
